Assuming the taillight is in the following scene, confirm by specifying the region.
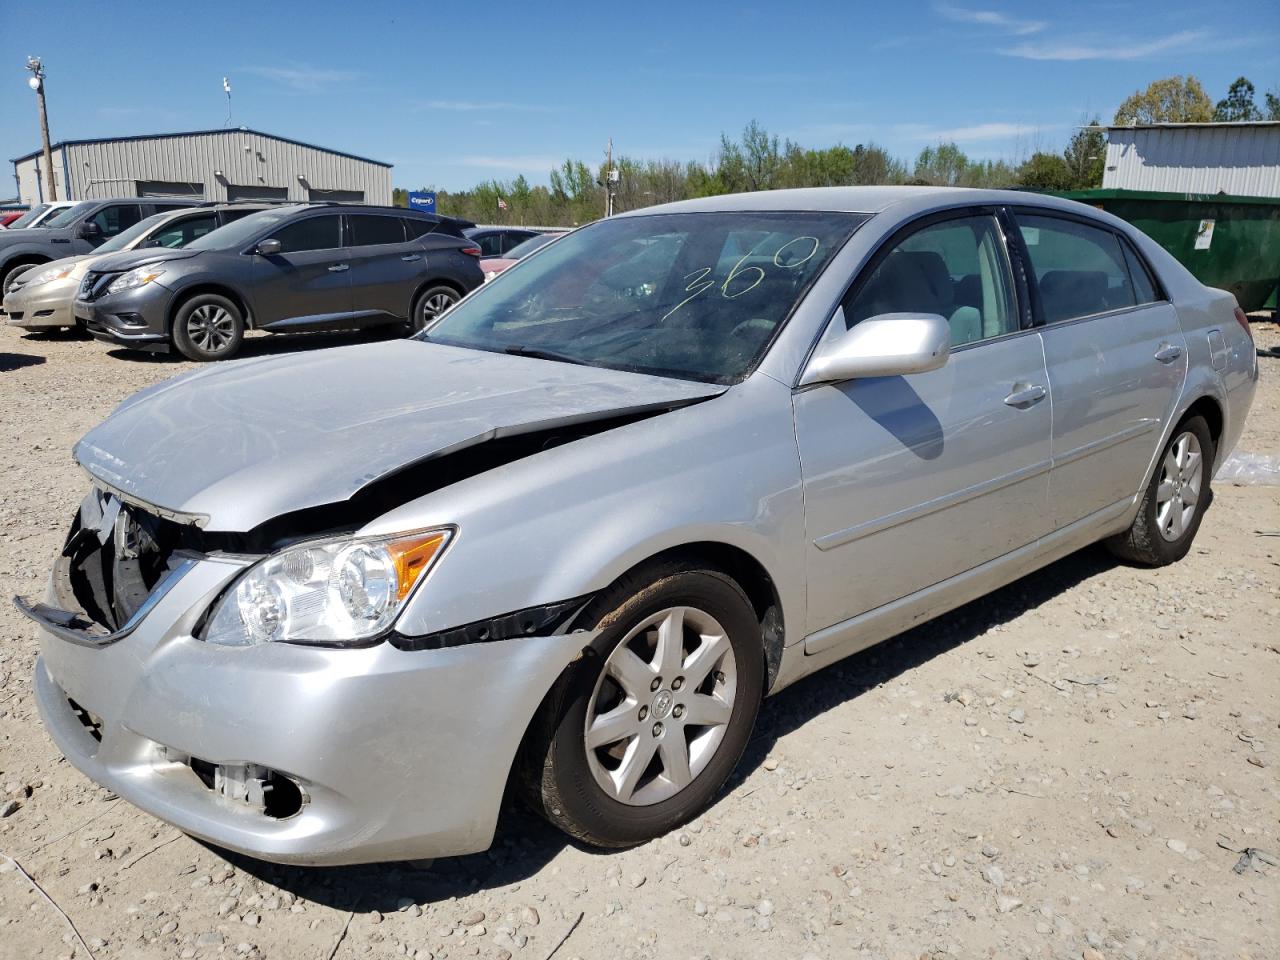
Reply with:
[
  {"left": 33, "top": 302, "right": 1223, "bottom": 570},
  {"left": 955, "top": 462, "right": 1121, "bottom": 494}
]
[
  {"left": 1233, "top": 305, "right": 1254, "bottom": 343},
  {"left": 461, "top": 245, "right": 482, "bottom": 257}
]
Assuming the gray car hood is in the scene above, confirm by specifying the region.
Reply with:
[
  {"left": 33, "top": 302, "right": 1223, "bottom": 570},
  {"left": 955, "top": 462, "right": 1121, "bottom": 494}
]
[{"left": 74, "top": 339, "right": 724, "bottom": 531}]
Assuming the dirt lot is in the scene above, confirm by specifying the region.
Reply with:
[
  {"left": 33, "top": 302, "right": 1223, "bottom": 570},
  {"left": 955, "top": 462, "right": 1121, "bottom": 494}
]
[{"left": 0, "top": 320, "right": 1277, "bottom": 960}]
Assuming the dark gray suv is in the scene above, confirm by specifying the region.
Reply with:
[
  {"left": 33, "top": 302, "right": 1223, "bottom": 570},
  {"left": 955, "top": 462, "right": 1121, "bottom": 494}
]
[
  {"left": 0, "top": 198, "right": 194, "bottom": 293},
  {"left": 75, "top": 204, "right": 485, "bottom": 361}
]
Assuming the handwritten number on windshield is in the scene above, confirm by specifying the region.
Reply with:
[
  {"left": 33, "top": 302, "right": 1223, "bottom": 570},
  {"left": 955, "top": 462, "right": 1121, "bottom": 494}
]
[{"left": 661, "top": 236, "right": 820, "bottom": 322}]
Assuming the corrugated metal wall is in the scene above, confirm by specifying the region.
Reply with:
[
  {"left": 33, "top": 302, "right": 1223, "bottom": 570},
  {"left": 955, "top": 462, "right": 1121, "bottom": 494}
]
[
  {"left": 1103, "top": 125, "right": 1280, "bottom": 197},
  {"left": 13, "top": 131, "right": 391, "bottom": 206},
  {"left": 14, "top": 147, "right": 68, "bottom": 205}
]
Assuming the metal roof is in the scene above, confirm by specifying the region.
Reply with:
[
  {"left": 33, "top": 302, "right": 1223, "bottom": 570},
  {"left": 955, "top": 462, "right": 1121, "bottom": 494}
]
[
  {"left": 10, "top": 128, "right": 391, "bottom": 168},
  {"left": 1105, "top": 121, "right": 1280, "bottom": 130}
]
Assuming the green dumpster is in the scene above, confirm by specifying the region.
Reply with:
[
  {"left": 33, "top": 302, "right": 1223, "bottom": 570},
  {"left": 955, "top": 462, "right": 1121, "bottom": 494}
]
[{"left": 1049, "top": 188, "right": 1280, "bottom": 312}]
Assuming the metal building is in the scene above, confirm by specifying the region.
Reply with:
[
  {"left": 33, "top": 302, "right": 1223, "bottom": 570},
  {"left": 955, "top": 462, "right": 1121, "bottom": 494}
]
[
  {"left": 11, "top": 128, "right": 392, "bottom": 207},
  {"left": 1102, "top": 122, "right": 1280, "bottom": 198}
]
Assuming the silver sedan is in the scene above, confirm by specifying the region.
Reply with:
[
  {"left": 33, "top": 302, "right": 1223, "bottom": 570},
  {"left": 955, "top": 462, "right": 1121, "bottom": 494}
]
[{"left": 19, "top": 187, "right": 1257, "bottom": 864}]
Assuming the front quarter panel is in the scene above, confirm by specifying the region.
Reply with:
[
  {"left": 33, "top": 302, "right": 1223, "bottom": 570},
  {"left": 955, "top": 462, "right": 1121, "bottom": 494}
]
[{"left": 367, "top": 373, "right": 807, "bottom": 648}]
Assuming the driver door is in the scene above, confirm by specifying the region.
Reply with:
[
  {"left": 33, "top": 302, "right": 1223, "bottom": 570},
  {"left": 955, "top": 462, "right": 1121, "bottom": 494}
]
[{"left": 793, "top": 211, "right": 1053, "bottom": 643}]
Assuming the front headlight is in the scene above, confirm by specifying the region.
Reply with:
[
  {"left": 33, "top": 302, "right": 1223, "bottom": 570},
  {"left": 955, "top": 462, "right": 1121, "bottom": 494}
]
[
  {"left": 28, "top": 265, "right": 74, "bottom": 286},
  {"left": 106, "top": 267, "right": 166, "bottom": 295},
  {"left": 203, "top": 528, "right": 453, "bottom": 646}
]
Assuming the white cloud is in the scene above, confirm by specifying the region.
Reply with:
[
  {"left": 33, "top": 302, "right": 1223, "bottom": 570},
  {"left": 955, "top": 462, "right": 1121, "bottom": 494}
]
[
  {"left": 1003, "top": 29, "right": 1206, "bottom": 61},
  {"left": 911, "top": 122, "right": 1048, "bottom": 141},
  {"left": 935, "top": 3, "right": 1044, "bottom": 35},
  {"left": 242, "top": 64, "right": 356, "bottom": 93},
  {"left": 417, "top": 100, "right": 559, "bottom": 113},
  {"left": 459, "top": 154, "right": 564, "bottom": 171}
]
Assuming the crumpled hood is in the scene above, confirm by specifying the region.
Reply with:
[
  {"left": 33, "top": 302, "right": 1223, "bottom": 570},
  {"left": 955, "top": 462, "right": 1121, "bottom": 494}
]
[
  {"left": 87, "top": 247, "right": 201, "bottom": 274},
  {"left": 75, "top": 339, "right": 724, "bottom": 531}
]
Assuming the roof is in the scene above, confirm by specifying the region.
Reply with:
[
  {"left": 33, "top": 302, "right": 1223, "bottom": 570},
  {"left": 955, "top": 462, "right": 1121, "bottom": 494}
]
[
  {"left": 627, "top": 185, "right": 1096, "bottom": 216},
  {"left": 10, "top": 128, "right": 391, "bottom": 168},
  {"left": 1105, "top": 121, "right": 1280, "bottom": 131}
]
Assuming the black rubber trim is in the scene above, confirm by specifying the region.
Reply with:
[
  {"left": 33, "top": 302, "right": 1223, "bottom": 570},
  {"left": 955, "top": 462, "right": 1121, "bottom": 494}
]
[{"left": 389, "top": 596, "right": 591, "bottom": 651}]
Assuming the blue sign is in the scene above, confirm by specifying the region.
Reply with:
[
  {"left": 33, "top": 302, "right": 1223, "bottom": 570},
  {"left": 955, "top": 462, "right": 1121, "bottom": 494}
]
[{"left": 408, "top": 191, "right": 437, "bottom": 213}]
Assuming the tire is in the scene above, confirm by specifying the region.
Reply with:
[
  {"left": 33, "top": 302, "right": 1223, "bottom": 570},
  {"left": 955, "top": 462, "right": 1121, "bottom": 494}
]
[
  {"left": 1106, "top": 415, "right": 1214, "bottom": 566},
  {"left": 2, "top": 259, "right": 46, "bottom": 296},
  {"left": 411, "top": 285, "right": 460, "bottom": 332},
  {"left": 171, "top": 293, "right": 245, "bottom": 362},
  {"left": 517, "top": 560, "right": 764, "bottom": 848}
]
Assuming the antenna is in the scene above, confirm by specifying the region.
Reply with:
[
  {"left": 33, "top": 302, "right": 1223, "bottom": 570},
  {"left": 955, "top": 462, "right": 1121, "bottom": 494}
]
[{"left": 222, "top": 76, "right": 232, "bottom": 127}]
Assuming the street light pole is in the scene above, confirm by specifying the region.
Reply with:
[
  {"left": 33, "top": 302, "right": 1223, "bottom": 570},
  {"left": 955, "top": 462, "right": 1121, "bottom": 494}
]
[{"left": 26, "top": 57, "right": 57, "bottom": 201}]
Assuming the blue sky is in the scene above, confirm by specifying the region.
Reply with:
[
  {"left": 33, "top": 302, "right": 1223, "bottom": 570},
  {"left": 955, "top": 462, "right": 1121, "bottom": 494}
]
[{"left": 2, "top": 0, "right": 1276, "bottom": 192}]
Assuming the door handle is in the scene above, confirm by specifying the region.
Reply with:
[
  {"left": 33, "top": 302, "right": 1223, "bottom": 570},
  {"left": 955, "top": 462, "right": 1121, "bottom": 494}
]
[
  {"left": 1003, "top": 383, "right": 1046, "bottom": 407},
  {"left": 328, "top": 263, "right": 349, "bottom": 272},
  {"left": 1154, "top": 343, "right": 1183, "bottom": 363},
  {"left": 401, "top": 254, "right": 422, "bottom": 262}
]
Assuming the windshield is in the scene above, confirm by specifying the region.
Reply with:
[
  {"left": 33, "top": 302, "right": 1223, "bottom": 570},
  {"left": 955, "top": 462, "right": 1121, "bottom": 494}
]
[
  {"left": 423, "top": 211, "right": 864, "bottom": 384},
  {"left": 7, "top": 204, "right": 51, "bottom": 229},
  {"left": 95, "top": 213, "right": 170, "bottom": 253},
  {"left": 184, "top": 207, "right": 297, "bottom": 251},
  {"left": 504, "top": 233, "right": 560, "bottom": 259},
  {"left": 44, "top": 202, "right": 96, "bottom": 228}
]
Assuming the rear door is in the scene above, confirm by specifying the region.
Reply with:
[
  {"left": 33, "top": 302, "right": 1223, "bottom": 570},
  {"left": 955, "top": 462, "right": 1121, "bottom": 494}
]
[
  {"left": 794, "top": 210, "right": 1054, "bottom": 641},
  {"left": 248, "top": 213, "right": 352, "bottom": 328},
  {"left": 345, "top": 213, "right": 422, "bottom": 322},
  {"left": 1012, "top": 210, "right": 1188, "bottom": 528}
]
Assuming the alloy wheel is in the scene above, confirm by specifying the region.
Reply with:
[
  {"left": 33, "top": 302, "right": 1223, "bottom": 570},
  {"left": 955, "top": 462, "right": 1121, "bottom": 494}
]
[
  {"left": 186, "top": 304, "right": 236, "bottom": 353},
  {"left": 1156, "top": 431, "right": 1203, "bottom": 541},
  {"left": 584, "top": 606, "right": 737, "bottom": 806},
  {"left": 420, "top": 291, "right": 456, "bottom": 324}
]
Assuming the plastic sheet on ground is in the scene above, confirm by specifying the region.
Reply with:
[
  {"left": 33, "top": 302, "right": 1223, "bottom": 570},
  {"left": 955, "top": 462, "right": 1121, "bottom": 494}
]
[{"left": 1215, "top": 450, "right": 1280, "bottom": 486}]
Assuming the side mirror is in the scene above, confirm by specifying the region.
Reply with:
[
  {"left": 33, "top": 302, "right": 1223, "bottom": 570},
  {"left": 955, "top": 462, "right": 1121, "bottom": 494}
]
[
  {"left": 255, "top": 238, "right": 282, "bottom": 256},
  {"left": 78, "top": 221, "right": 102, "bottom": 240},
  {"left": 800, "top": 311, "right": 950, "bottom": 385}
]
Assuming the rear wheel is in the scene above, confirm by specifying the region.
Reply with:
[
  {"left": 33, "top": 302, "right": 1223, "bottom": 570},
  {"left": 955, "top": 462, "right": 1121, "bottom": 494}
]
[
  {"left": 171, "top": 294, "right": 244, "bottom": 361},
  {"left": 411, "top": 285, "right": 459, "bottom": 332},
  {"left": 2, "top": 259, "right": 46, "bottom": 295},
  {"left": 518, "top": 561, "right": 763, "bottom": 848},
  {"left": 1106, "top": 415, "right": 1214, "bottom": 565}
]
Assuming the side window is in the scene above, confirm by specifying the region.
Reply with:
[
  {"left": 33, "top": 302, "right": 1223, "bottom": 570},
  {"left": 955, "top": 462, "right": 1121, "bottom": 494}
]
[
  {"left": 1016, "top": 214, "right": 1136, "bottom": 323},
  {"left": 474, "top": 232, "right": 503, "bottom": 257},
  {"left": 1121, "top": 240, "right": 1159, "bottom": 305},
  {"left": 269, "top": 215, "right": 343, "bottom": 253},
  {"left": 501, "top": 231, "right": 533, "bottom": 254},
  {"left": 149, "top": 214, "right": 218, "bottom": 248},
  {"left": 91, "top": 204, "right": 143, "bottom": 237},
  {"left": 844, "top": 215, "right": 1017, "bottom": 347},
  {"left": 349, "top": 214, "right": 407, "bottom": 246}
]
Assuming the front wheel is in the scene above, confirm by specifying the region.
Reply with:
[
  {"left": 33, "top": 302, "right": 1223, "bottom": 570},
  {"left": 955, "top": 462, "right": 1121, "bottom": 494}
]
[
  {"left": 518, "top": 561, "right": 763, "bottom": 848},
  {"left": 171, "top": 294, "right": 244, "bottom": 361},
  {"left": 1106, "top": 415, "right": 1214, "bottom": 565},
  {"left": 410, "top": 285, "right": 459, "bottom": 332}
]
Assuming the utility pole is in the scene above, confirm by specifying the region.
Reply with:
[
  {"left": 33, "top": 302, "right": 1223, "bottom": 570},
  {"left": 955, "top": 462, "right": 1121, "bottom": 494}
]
[
  {"left": 25, "top": 57, "right": 57, "bottom": 201},
  {"left": 602, "top": 138, "right": 619, "bottom": 217}
]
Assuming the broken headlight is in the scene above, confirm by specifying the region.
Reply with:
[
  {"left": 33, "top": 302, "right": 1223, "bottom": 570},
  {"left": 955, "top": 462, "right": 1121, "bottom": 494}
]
[{"left": 203, "top": 528, "right": 453, "bottom": 646}]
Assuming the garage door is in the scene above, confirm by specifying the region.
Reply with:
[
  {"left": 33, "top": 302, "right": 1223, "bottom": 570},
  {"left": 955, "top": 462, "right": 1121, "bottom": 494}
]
[
  {"left": 226, "top": 184, "right": 288, "bottom": 201},
  {"left": 308, "top": 188, "right": 364, "bottom": 203},
  {"left": 137, "top": 180, "right": 205, "bottom": 199}
]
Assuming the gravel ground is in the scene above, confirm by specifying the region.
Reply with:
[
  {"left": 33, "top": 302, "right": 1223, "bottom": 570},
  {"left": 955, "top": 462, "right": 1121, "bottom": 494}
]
[{"left": 1, "top": 319, "right": 1277, "bottom": 960}]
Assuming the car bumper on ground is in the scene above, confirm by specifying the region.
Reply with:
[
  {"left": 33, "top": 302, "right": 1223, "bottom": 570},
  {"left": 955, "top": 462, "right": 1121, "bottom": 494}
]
[
  {"left": 75, "top": 287, "right": 170, "bottom": 349},
  {"left": 3, "top": 281, "right": 77, "bottom": 329},
  {"left": 29, "top": 556, "right": 590, "bottom": 865}
]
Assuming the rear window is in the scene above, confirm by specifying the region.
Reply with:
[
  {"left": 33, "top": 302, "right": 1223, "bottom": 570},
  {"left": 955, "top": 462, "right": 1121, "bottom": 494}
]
[{"left": 1016, "top": 213, "right": 1136, "bottom": 323}]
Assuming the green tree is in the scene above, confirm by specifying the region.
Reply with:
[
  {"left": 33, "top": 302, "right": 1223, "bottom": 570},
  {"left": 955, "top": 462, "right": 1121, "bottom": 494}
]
[
  {"left": 1018, "top": 152, "right": 1073, "bottom": 190},
  {"left": 1214, "top": 76, "right": 1262, "bottom": 121},
  {"left": 913, "top": 142, "right": 969, "bottom": 186},
  {"left": 1114, "top": 75, "right": 1213, "bottom": 124},
  {"left": 1063, "top": 120, "right": 1106, "bottom": 188},
  {"left": 1265, "top": 88, "right": 1280, "bottom": 120}
]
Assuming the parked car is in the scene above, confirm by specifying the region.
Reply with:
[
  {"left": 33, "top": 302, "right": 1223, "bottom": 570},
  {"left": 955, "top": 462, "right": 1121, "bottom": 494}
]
[
  {"left": 0, "top": 210, "right": 27, "bottom": 229},
  {"left": 0, "top": 198, "right": 193, "bottom": 293},
  {"left": 2, "top": 200, "right": 77, "bottom": 231},
  {"left": 480, "top": 231, "right": 566, "bottom": 280},
  {"left": 18, "top": 187, "right": 1255, "bottom": 865},
  {"left": 73, "top": 204, "right": 483, "bottom": 361},
  {"left": 3, "top": 203, "right": 272, "bottom": 332},
  {"left": 464, "top": 225, "right": 540, "bottom": 258}
]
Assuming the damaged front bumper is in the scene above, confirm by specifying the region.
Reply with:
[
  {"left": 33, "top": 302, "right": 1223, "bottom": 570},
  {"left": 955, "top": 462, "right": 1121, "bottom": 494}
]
[{"left": 24, "top": 552, "right": 592, "bottom": 865}]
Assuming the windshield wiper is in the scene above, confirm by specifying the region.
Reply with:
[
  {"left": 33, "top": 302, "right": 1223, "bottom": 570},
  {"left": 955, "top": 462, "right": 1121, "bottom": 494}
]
[{"left": 503, "top": 345, "right": 590, "bottom": 366}]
